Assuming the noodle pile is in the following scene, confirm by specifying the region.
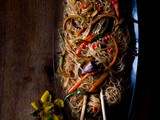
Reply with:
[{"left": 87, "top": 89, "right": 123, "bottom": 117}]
[{"left": 56, "top": 0, "right": 131, "bottom": 119}]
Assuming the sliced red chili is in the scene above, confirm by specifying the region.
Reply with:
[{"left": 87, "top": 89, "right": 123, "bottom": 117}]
[
  {"left": 91, "top": 42, "right": 98, "bottom": 49},
  {"left": 97, "top": 6, "right": 101, "bottom": 11},
  {"left": 91, "top": 44, "right": 96, "bottom": 49},
  {"left": 103, "top": 34, "right": 110, "bottom": 41},
  {"left": 107, "top": 49, "right": 111, "bottom": 54},
  {"left": 81, "top": 4, "right": 86, "bottom": 9}
]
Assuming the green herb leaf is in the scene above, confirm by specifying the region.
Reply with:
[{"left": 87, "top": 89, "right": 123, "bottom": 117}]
[
  {"left": 30, "top": 110, "right": 40, "bottom": 116},
  {"left": 48, "top": 115, "right": 53, "bottom": 120}
]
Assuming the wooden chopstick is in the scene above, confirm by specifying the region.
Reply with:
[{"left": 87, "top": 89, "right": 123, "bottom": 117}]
[
  {"left": 80, "top": 95, "right": 87, "bottom": 120},
  {"left": 100, "top": 88, "right": 107, "bottom": 120}
]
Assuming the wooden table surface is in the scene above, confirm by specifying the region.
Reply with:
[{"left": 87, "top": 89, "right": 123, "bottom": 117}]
[
  {"left": 0, "top": 0, "right": 55, "bottom": 119},
  {"left": 0, "top": 0, "right": 150, "bottom": 120}
]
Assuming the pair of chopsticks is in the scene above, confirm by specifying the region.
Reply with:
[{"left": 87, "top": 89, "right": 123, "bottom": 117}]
[{"left": 80, "top": 89, "right": 107, "bottom": 120}]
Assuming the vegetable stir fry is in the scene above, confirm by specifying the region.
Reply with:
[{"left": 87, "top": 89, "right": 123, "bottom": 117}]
[{"left": 56, "top": 0, "right": 132, "bottom": 119}]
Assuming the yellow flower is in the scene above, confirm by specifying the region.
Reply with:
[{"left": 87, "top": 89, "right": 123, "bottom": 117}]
[{"left": 31, "top": 90, "right": 64, "bottom": 120}]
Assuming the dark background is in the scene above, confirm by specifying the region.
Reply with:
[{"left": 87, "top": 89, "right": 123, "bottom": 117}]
[{"left": 0, "top": 0, "right": 149, "bottom": 120}]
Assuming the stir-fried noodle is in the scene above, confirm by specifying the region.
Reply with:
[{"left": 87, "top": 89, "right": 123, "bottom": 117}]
[{"left": 56, "top": 0, "right": 131, "bottom": 119}]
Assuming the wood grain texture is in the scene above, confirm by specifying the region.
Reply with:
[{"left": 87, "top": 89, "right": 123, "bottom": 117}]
[{"left": 0, "top": 0, "right": 55, "bottom": 119}]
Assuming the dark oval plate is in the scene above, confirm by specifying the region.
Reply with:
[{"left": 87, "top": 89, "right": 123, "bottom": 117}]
[{"left": 51, "top": 0, "right": 140, "bottom": 120}]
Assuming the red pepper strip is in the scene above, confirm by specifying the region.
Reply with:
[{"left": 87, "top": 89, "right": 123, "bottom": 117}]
[
  {"left": 111, "top": 0, "right": 119, "bottom": 17},
  {"left": 89, "top": 72, "right": 109, "bottom": 92},
  {"left": 76, "top": 42, "right": 87, "bottom": 56},
  {"left": 114, "top": 4, "right": 119, "bottom": 17},
  {"left": 67, "top": 71, "right": 97, "bottom": 94},
  {"left": 84, "top": 34, "right": 97, "bottom": 41}
]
